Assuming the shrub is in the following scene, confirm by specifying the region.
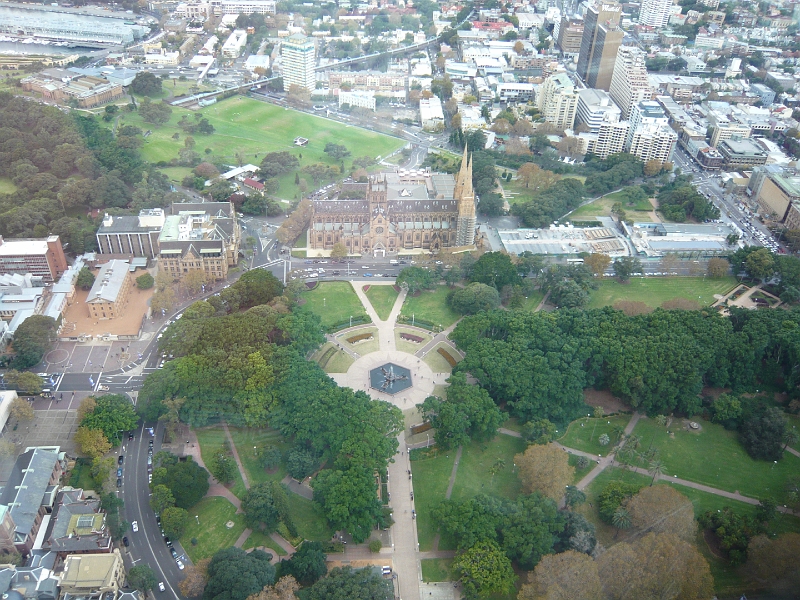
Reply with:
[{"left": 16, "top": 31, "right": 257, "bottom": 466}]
[
  {"left": 369, "top": 539, "right": 382, "bottom": 553},
  {"left": 136, "top": 273, "right": 154, "bottom": 290},
  {"left": 347, "top": 333, "right": 373, "bottom": 344},
  {"left": 437, "top": 347, "right": 457, "bottom": 367}
]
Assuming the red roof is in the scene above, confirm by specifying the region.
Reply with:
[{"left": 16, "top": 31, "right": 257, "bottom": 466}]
[{"left": 243, "top": 178, "right": 264, "bottom": 191}]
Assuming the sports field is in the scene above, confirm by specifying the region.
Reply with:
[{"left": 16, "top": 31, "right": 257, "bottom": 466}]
[{"left": 117, "top": 97, "right": 405, "bottom": 197}]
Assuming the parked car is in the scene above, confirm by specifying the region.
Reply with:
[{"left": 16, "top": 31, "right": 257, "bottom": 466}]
[
  {"left": 122, "top": 537, "right": 129, "bottom": 547},
  {"left": 116, "top": 468, "right": 122, "bottom": 477},
  {"left": 170, "top": 548, "right": 178, "bottom": 558},
  {"left": 176, "top": 559, "right": 184, "bottom": 570},
  {"left": 116, "top": 477, "right": 122, "bottom": 487},
  {"left": 118, "top": 455, "right": 124, "bottom": 465}
]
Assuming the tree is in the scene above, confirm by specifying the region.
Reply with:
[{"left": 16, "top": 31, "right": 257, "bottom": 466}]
[
  {"left": 453, "top": 540, "right": 515, "bottom": 599},
  {"left": 304, "top": 566, "right": 392, "bottom": 600},
  {"left": 150, "top": 484, "right": 176, "bottom": 514},
  {"left": 324, "top": 143, "right": 351, "bottom": 160},
  {"left": 519, "top": 550, "right": 602, "bottom": 600},
  {"left": 74, "top": 426, "right": 111, "bottom": 458},
  {"left": 242, "top": 482, "right": 279, "bottom": 532},
  {"left": 740, "top": 406, "right": 787, "bottom": 461},
  {"left": 138, "top": 98, "right": 173, "bottom": 126},
  {"left": 707, "top": 257, "right": 730, "bottom": 278},
  {"left": 76, "top": 267, "right": 96, "bottom": 290},
  {"left": 136, "top": 272, "right": 155, "bottom": 289},
  {"left": 584, "top": 253, "right": 611, "bottom": 277},
  {"left": 643, "top": 159, "right": 663, "bottom": 177},
  {"left": 259, "top": 445, "right": 282, "bottom": 470},
  {"left": 745, "top": 247, "right": 775, "bottom": 281},
  {"left": 277, "top": 541, "right": 327, "bottom": 585},
  {"left": 522, "top": 417, "right": 557, "bottom": 445},
  {"left": 515, "top": 444, "right": 574, "bottom": 502},
  {"left": 128, "top": 565, "right": 158, "bottom": 592},
  {"left": 79, "top": 394, "right": 138, "bottom": 445},
  {"left": 712, "top": 393, "right": 742, "bottom": 428},
  {"left": 627, "top": 485, "right": 696, "bottom": 541},
  {"left": 9, "top": 372, "right": 43, "bottom": 396},
  {"left": 612, "top": 507, "right": 631, "bottom": 539},
  {"left": 9, "top": 315, "right": 56, "bottom": 369},
  {"left": 598, "top": 480, "right": 642, "bottom": 523},
  {"left": 311, "top": 467, "right": 384, "bottom": 543},
  {"left": 396, "top": 266, "right": 437, "bottom": 293},
  {"left": 245, "top": 576, "right": 299, "bottom": 600},
  {"left": 259, "top": 152, "right": 300, "bottom": 179},
  {"left": 77, "top": 396, "right": 97, "bottom": 422},
  {"left": 286, "top": 447, "right": 318, "bottom": 480},
  {"left": 447, "top": 282, "right": 501, "bottom": 314},
  {"left": 471, "top": 252, "right": 519, "bottom": 290},
  {"left": 151, "top": 456, "right": 210, "bottom": 509},
  {"left": 648, "top": 459, "right": 666, "bottom": 486},
  {"left": 330, "top": 242, "right": 348, "bottom": 259},
  {"left": 598, "top": 433, "right": 610, "bottom": 446},
  {"left": 204, "top": 547, "right": 275, "bottom": 600},
  {"left": 745, "top": 533, "right": 800, "bottom": 593},
  {"left": 180, "top": 558, "right": 210, "bottom": 598},
  {"left": 130, "top": 71, "right": 163, "bottom": 96},
  {"left": 9, "top": 397, "right": 34, "bottom": 422},
  {"left": 182, "top": 269, "right": 208, "bottom": 295},
  {"left": 597, "top": 533, "right": 714, "bottom": 600},
  {"left": 417, "top": 373, "right": 503, "bottom": 449},
  {"left": 161, "top": 506, "right": 189, "bottom": 538},
  {"left": 613, "top": 257, "right": 642, "bottom": 282},
  {"left": 209, "top": 451, "right": 237, "bottom": 484},
  {"left": 516, "top": 163, "right": 561, "bottom": 192}
]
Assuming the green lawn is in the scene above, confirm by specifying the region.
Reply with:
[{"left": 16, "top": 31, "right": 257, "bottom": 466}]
[
  {"left": 401, "top": 286, "right": 460, "bottom": 329},
  {"left": 631, "top": 417, "right": 800, "bottom": 503},
  {"left": 421, "top": 558, "right": 454, "bottom": 582},
  {"left": 340, "top": 326, "right": 380, "bottom": 354},
  {"left": 159, "top": 166, "right": 194, "bottom": 184},
  {"left": 423, "top": 342, "right": 461, "bottom": 373},
  {"left": 587, "top": 276, "right": 738, "bottom": 309},
  {"left": 410, "top": 449, "right": 456, "bottom": 551},
  {"left": 394, "top": 328, "right": 432, "bottom": 354},
  {"left": 301, "top": 281, "right": 366, "bottom": 329},
  {"left": 363, "top": 284, "right": 399, "bottom": 321},
  {"left": 226, "top": 426, "right": 290, "bottom": 487},
  {"left": 557, "top": 414, "right": 632, "bottom": 456},
  {"left": 312, "top": 342, "right": 355, "bottom": 373},
  {"left": 242, "top": 529, "right": 288, "bottom": 556},
  {"left": 67, "top": 458, "right": 96, "bottom": 489},
  {"left": 566, "top": 190, "right": 655, "bottom": 222},
  {"left": 180, "top": 497, "right": 247, "bottom": 562},
  {"left": 194, "top": 426, "right": 247, "bottom": 499},
  {"left": 117, "top": 96, "right": 404, "bottom": 199},
  {"left": 0, "top": 177, "right": 17, "bottom": 194},
  {"left": 284, "top": 495, "right": 332, "bottom": 541},
  {"left": 568, "top": 452, "right": 595, "bottom": 485},
  {"left": 518, "top": 289, "right": 546, "bottom": 312},
  {"left": 449, "top": 436, "right": 527, "bottom": 504}
]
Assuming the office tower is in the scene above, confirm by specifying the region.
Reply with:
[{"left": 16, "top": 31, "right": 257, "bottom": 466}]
[
  {"left": 639, "top": 0, "right": 673, "bottom": 28},
  {"left": 557, "top": 17, "right": 584, "bottom": 55},
  {"left": 577, "top": 1, "right": 624, "bottom": 91},
  {"left": 281, "top": 33, "right": 316, "bottom": 92},
  {"left": 609, "top": 45, "right": 652, "bottom": 120},
  {"left": 626, "top": 100, "right": 677, "bottom": 164},
  {"left": 575, "top": 88, "right": 622, "bottom": 132},
  {"left": 538, "top": 72, "right": 580, "bottom": 130}
]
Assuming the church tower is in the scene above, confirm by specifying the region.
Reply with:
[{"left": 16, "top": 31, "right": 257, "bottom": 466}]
[{"left": 455, "top": 146, "right": 477, "bottom": 247}]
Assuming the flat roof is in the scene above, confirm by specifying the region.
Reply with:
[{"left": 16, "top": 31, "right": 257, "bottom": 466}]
[{"left": 0, "top": 239, "right": 48, "bottom": 256}]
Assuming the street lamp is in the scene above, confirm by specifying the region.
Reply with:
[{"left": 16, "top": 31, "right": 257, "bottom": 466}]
[
  {"left": 195, "top": 515, "right": 200, "bottom": 525},
  {"left": 254, "top": 446, "right": 257, "bottom": 456}
]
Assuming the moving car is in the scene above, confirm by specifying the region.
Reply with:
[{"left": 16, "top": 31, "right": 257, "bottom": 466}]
[
  {"left": 158, "top": 583, "right": 165, "bottom": 593},
  {"left": 98, "top": 385, "right": 109, "bottom": 391},
  {"left": 131, "top": 521, "right": 138, "bottom": 532}
]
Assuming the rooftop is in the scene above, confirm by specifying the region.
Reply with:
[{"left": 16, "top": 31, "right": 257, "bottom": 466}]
[
  {"left": 86, "top": 260, "right": 129, "bottom": 304},
  {"left": 0, "top": 448, "right": 60, "bottom": 543}
]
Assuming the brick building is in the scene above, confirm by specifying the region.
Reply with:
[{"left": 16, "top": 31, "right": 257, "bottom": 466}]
[{"left": 0, "top": 236, "right": 68, "bottom": 283}]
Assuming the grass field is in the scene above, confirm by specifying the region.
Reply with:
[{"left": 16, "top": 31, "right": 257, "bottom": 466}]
[
  {"left": 400, "top": 286, "right": 460, "bottom": 329},
  {"left": 587, "top": 276, "right": 738, "bottom": 309},
  {"left": 421, "top": 558, "right": 454, "bottom": 582},
  {"left": 159, "top": 166, "right": 195, "bottom": 184},
  {"left": 449, "top": 436, "right": 527, "bottom": 504},
  {"left": 301, "top": 281, "right": 365, "bottom": 329},
  {"left": 242, "top": 529, "right": 288, "bottom": 556},
  {"left": 340, "top": 326, "right": 380, "bottom": 354},
  {"left": 194, "top": 426, "right": 247, "bottom": 499},
  {"left": 631, "top": 417, "right": 800, "bottom": 503},
  {"left": 423, "top": 342, "right": 461, "bottom": 373},
  {"left": 411, "top": 450, "right": 457, "bottom": 551},
  {"left": 285, "top": 495, "right": 332, "bottom": 541},
  {"left": 67, "top": 458, "right": 96, "bottom": 489},
  {"left": 227, "top": 426, "right": 290, "bottom": 487},
  {"left": 0, "top": 177, "right": 17, "bottom": 194},
  {"left": 519, "top": 289, "right": 546, "bottom": 312},
  {"left": 566, "top": 190, "right": 655, "bottom": 222},
  {"left": 180, "top": 497, "right": 247, "bottom": 562},
  {"left": 363, "top": 284, "right": 399, "bottom": 321},
  {"left": 557, "top": 414, "right": 632, "bottom": 456},
  {"left": 503, "top": 175, "right": 587, "bottom": 207},
  {"left": 117, "top": 96, "right": 404, "bottom": 198},
  {"left": 312, "top": 342, "right": 355, "bottom": 373}
]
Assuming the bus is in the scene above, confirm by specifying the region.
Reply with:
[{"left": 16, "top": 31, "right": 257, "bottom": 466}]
[{"left": 566, "top": 258, "right": 585, "bottom": 264}]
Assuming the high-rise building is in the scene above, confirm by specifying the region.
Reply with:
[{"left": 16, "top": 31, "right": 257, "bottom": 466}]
[
  {"left": 577, "top": 1, "right": 624, "bottom": 91},
  {"left": 579, "top": 120, "right": 630, "bottom": 159},
  {"left": 281, "top": 33, "right": 316, "bottom": 92},
  {"left": 626, "top": 101, "right": 678, "bottom": 164},
  {"left": 575, "top": 88, "right": 622, "bottom": 132},
  {"left": 609, "top": 46, "right": 653, "bottom": 120},
  {"left": 537, "top": 72, "right": 580, "bottom": 130},
  {"left": 639, "top": 0, "right": 674, "bottom": 28},
  {"left": 557, "top": 17, "right": 584, "bottom": 55}
]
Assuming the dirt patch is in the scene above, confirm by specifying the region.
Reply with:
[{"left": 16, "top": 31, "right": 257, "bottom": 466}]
[
  {"left": 702, "top": 528, "right": 727, "bottom": 559},
  {"left": 702, "top": 387, "right": 730, "bottom": 400},
  {"left": 583, "top": 389, "right": 630, "bottom": 413},
  {"left": 62, "top": 279, "right": 153, "bottom": 337}
]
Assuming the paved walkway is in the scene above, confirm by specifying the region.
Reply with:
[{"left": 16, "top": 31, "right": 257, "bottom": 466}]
[{"left": 576, "top": 412, "right": 642, "bottom": 491}]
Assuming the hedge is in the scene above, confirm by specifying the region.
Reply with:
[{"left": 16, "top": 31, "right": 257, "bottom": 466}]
[
  {"left": 347, "top": 332, "right": 373, "bottom": 344},
  {"left": 438, "top": 347, "right": 458, "bottom": 368}
]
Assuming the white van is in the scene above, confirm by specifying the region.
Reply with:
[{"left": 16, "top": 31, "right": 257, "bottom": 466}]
[{"left": 389, "top": 259, "right": 398, "bottom": 265}]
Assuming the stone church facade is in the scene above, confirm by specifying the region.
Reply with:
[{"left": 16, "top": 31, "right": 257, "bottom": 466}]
[{"left": 309, "top": 149, "right": 477, "bottom": 256}]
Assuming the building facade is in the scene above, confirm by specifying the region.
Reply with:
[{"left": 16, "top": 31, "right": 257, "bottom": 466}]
[
  {"left": 577, "top": 1, "right": 623, "bottom": 91},
  {"left": 538, "top": 72, "right": 579, "bottom": 130},
  {"left": 86, "top": 260, "right": 132, "bottom": 321},
  {"left": 158, "top": 202, "right": 240, "bottom": 282},
  {"left": 308, "top": 148, "right": 477, "bottom": 256},
  {"left": 717, "top": 138, "right": 769, "bottom": 168},
  {"left": 639, "top": 0, "right": 673, "bottom": 27},
  {"left": 22, "top": 70, "right": 124, "bottom": 108},
  {"left": 610, "top": 46, "right": 652, "bottom": 120},
  {"left": 576, "top": 88, "right": 622, "bottom": 132},
  {"left": 626, "top": 101, "right": 677, "bottom": 164},
  {"left": 0, "top": 236, "right": 68, "bottom": 283},
  {"left": 96, "top": 209, "right": 166, "bottom": 259},
  {"left": 281, "top": 34, "right": 315, "bottom": 92},
  {"left": 756, "top": 172, "right": 800, "bottom": 222},
  {"left": 339, "top": 90, "right": 376, "bottom": 111},
  {"left": 557, "top": 17, "right": 584, "bottom": 55}
]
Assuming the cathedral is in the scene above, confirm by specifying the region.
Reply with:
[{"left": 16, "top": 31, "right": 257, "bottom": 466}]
[{"left": 308, "top": 147, "right": 478, "bottom": 256}]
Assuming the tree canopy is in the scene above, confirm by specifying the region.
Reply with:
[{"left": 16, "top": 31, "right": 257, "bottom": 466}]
[
  {"left": 79, "top": 394, "right": 138, "bottom": 445},
  {"left": 151, "top": 455, "right": 210, "bottom": 509},
  {"left": 204, "top": 547, "right": 275, "bottom": 600},
  {"left": 303, "top": 566, "right": 392, "bottom": 600}
]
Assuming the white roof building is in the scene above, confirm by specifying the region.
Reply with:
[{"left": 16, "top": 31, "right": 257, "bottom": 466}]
[{"left": 420, "top": 96, "right": 445, "bottom": 131}]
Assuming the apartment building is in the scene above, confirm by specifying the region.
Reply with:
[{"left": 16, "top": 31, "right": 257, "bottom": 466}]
[
  {"left": 626, "top": 101, "right": 677, "bottom": 164},
  {"left": 282, "top": 34, "right": 316, "bottom": 92},
  {"left": 538, "top": 72, "right": 579, "bottom": 130},
  {"left": 575, "top": 88, "right": 622, "bottom": 132},
  {"left": 609, "top": 46, "right": 652, "bottom": 120}
]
